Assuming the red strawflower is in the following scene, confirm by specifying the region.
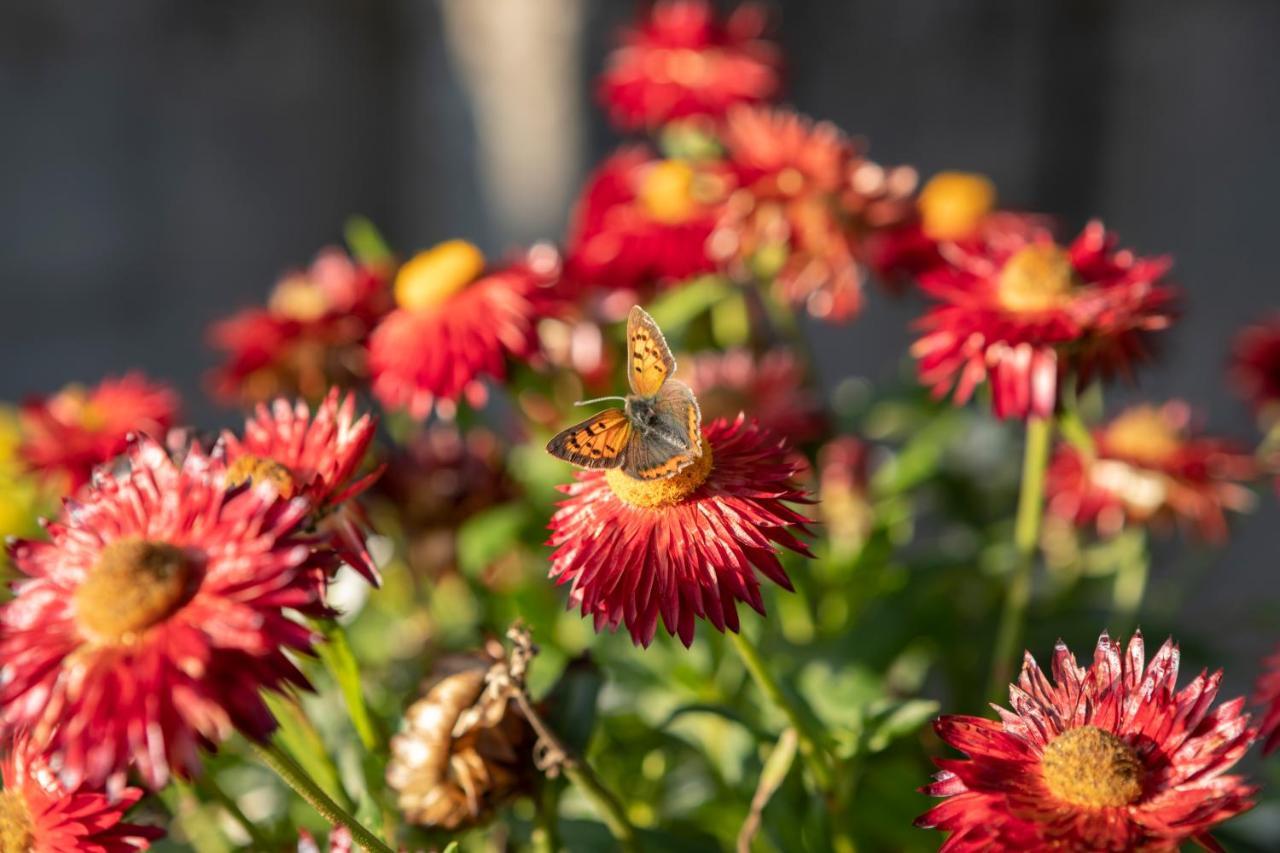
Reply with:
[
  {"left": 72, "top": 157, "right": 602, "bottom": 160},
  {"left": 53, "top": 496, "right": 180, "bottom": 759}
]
[
  {"left": 219, "top": 389, "right": 382, "bottom": 585},
  {"left": 368, "top": 241, "right": 561, "bottom": 420},
  {"left": 1253, "top": 647, "right": 1280, "bottom": 755},
  {"left": 1230, "top": 315, "right": 1280, "bottom": 420},
  {"left": 918, "top": 632, "right": 1257, "bottom": 852},
  {"left": 712, "top": 104, "right": 915, "bottom": 322},
  {"left": 18, "top": 374, "right": 180, "bottom": 493},
  {"left": 869, "top": 171, "right": 1049, "bottom": 287},
  {"left": 1045, "top": 402, "right": 1257, "bottom": 542},
  {"left": 207, "top": 247, "right": 391, "bottom": 406},
  {"left": 682, "top": 347, "right": 826, "bottom": 445},
  {"left": 597, "top": 0, "right": 781, "bottom": 131},
  {"left": 547, "top": 417, "right": 812, "bottom": 647},
  {"left": 912, "top": 221, "right": 1177, "bottom": 420},
  {"left": 564, "top": 148, "right": 724, "bottom": 296},
  {"left": 0, "top": 740, "right": 162, "bottom": 852},
  {"left": 0, "top": 436, "right": 330, "bottom": 789}
]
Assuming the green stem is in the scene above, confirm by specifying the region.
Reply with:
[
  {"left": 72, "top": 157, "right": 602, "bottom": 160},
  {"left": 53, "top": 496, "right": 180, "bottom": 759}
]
[
  {"left": 987, "top": 415, "right": 1054, "bottom": 701},
  {"left": 252, "top": 740, "right": 395, "bottom": 853},
  {"left": 728, "top": 630, "right": 835, "bottom": 794},
  {"left": 1110, "top": 530, "right": 1149, "bottom": 637},
  {"left": 561, "top": 763, "right": 640, "bottom": 852},
  {"left": 510, "top": 691, "right": 639, "bottom": 852}
]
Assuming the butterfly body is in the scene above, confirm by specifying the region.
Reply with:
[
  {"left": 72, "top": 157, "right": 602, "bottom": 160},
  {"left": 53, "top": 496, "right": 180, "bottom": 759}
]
[{"left": 547, "top": 306, "right": 703, "bottom": 481}]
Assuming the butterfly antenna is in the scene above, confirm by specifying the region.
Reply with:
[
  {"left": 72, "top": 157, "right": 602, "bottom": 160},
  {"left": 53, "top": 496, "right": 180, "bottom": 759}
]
[{"left": 574, "top": 396, "right": 627, "bottom": 407}]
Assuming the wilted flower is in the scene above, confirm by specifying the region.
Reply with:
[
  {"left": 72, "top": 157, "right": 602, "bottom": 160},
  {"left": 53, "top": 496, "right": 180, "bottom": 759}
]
[
  {"left": 386, "top": 647, "right": 532, "bottom": 830},
  {"left": 1230, "top": 315, "right": 1280, "bottom": 421},
  {"left": 682, "top": 347, "right": 826, "bottom": 445},
  {"left": 912, "top": 221, "right": 1177, "bottom": 420},
  {"left": 17, "top": 373, "right": 180, "bottom": 493},
  {"left": 219, "top": 389, "right": 382, "bottom": 585},
  {"left": 368, "top": 241, "right": 561, "bottom": 420},
  {"left": 0, "top": 436, "right": 330, "bottom": 789},
  {"left": 374, "top": 425, "right": 515, "bottom": 579},
  {"left": 918, "top": 632, "right": 1256, "bottom": 851},
  {"left": 597, "top": 0, "right": 781, "bottom": 131},
  {"left": 712, "top": 104, "right": 916, "bottom": 322},
  {"left": 564, "top": 148, "right": 725, "bottom": 297},
  {"left": 208, "top": 247, "right": 390, "bottom": 406},
  {"left": 547, "top": 417, "right": 812, "bottom": 647},
  {"left": 1045, "top": 402, "right": 1257, "bottom": 542},
  {"left": 0, "top": 740, "right": 162, "bottom": 852}
]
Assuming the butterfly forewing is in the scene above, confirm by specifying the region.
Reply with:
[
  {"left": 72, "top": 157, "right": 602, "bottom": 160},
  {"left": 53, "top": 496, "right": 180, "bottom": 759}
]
[
  {"left": 626, "top": 305, "right": 675, "bottom": 398},
  {"left": 546, "top": 408, "right": 631, "bottom": 469}
]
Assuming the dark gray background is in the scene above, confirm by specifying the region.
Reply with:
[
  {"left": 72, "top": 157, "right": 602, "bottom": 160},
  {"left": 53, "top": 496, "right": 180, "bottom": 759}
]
[{"left": 2, "top": 1, "right": 1278, "bottom": 672}]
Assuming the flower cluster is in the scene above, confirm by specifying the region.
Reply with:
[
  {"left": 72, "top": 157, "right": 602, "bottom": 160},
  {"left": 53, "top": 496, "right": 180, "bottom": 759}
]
[{"left": 5, "top": 1, "right": 1280, "bottom": 849}]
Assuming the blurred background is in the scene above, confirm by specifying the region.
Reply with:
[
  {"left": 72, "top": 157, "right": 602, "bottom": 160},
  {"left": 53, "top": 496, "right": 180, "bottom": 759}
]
[{"left": 2, "top": 0, "right": 1279, "bottom": 684}]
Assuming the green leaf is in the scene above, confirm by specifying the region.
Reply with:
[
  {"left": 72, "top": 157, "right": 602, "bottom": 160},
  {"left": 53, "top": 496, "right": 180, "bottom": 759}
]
[
  {"left": 344, "top": 215, "right": 394, "bottom": 266},
  {"left": 542, "top": 654, "right": 604, "bottom": 757},
  {"left": 739, "top": 728, "right": 799, "bottom": 852},
  {"left": 456, "top": 503, "right": 530, "bottom": 578},
  {"left": 312, "top": 620, "right": 383, "bottom": 753},
  {"left": 863, "top": 699, "right": 940, "bottom": 754},
  {"left": 261, "top": 696, "right": 352, "bottom": 811},
  {"left": 647, "top": 276, "right": 734, "bottom": 335}
]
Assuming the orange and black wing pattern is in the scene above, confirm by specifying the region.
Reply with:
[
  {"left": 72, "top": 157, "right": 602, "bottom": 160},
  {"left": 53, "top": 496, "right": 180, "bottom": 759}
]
[
  {"left": 626, "top": 305, "right": 675, "bottom": 398},
  {"left": 546, "top": 408, "right": 632, "bottom": 469}
]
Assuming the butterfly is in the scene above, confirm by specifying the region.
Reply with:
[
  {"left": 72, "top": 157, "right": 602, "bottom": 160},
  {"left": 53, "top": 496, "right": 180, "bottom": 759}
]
[{"left": 546, "top": 305, "right": 702, "bottom": 481}]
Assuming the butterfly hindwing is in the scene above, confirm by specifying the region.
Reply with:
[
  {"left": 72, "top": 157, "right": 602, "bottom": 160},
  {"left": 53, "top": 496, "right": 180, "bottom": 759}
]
[
  {"left": 621, "top": 380, "right": 702, "bottom": 481},
  {"left": 626, "top": 305, "right": 675, "bottom": 398},
  {"left": 546, "top": 408, "right": 631, "bottom": 469}
]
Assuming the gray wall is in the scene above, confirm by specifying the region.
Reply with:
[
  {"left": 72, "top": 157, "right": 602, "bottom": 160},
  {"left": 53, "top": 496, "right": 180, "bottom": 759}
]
[{"left": 2, "top": 1, "right": 1279, "bottom": 669}]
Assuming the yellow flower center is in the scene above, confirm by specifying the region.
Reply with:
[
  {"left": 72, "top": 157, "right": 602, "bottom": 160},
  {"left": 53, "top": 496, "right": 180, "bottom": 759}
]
[
  {"left": 918, "top": 171, "right": 996, "bottom": 240},
  {"left": 996, "top": 244, "right": 1078, "bottom": 314},
  {"left": 0, "top": 786, "right": 33, "bottom": 853},
  {"left": 269, "top": 274, "right": 331, "bottom": 322},
  {"left": 605, "top": 439, "right": 713, "bottom": 508},
  {"left": 74, "top": 538, "right": 197, "bottom": 645},
  {"left": 49, "top": 387, "right": 105, "bottom": 432},
  {"left": 638, "top": 159, "right": 700, "bottom": 224},
  {"left": 1041, "top": 726, "right": 1144, "bottom": 809},
  {"left": 395, "top": 240, "right": 486, "bottom": 312},
  {"left": 1103, "top": 407, "right": 1183, "bottom": 467},
  {"left": 225, "top": 454, "right": 297, "bottom": 498}
]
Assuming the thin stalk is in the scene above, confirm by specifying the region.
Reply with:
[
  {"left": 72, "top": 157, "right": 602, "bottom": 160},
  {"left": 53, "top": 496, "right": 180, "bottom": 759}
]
[
  {"left": 728, "top": 630, "right": 835, "bottom": 794},
  {"left": 509, "top": 690, "right": 640, "bottom": 853},
  {"left": 199, "top": 774, "right": 273, "bottom": 849},
  {"left": 987, "top": 415, "right": 1054, "bottom": 701},
  {"left": 252, "top": 740, "right": 395, "bottom": 853}
]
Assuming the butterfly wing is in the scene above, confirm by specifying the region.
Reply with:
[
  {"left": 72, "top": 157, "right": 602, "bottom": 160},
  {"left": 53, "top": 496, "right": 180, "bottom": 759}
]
[
  {"left": 626, "top": 305, "right": 676, "bottom": 398},
  {"left": 621, "top": 380, "right": 703, "bottom": 481},
  {"left": 546, "top": 408, "right": 632, "bottom": 469}
]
